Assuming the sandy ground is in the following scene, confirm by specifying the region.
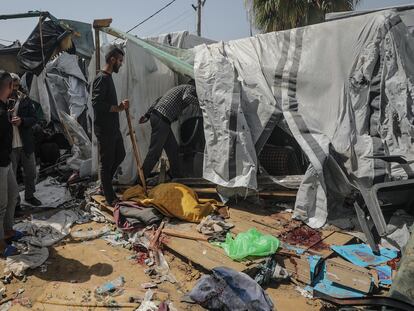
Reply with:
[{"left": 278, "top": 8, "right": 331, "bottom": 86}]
[{"left": 0, "top": 222, "right": 325, "bottom": 311}]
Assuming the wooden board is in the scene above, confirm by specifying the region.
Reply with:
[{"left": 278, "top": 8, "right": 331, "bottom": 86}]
[
  {"left": 325, "top": 257, "right": 373, "bottom": 293},
  {"left": 162, "top": 236, "right": 247, "bottom": 272},
  {"left": 309, "top": 231, "right": 355, "bottom": 258},
  {"left": 91, "top": 195, "right": 353, "bottom": 274},
  {"left": 275, "top": 254, "right": 313, "bottom": 284}
]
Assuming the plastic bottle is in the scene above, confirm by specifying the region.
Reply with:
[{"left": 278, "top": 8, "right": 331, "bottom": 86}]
[{"left": 95, "top": 276, "right": 125, "bottom": 295}]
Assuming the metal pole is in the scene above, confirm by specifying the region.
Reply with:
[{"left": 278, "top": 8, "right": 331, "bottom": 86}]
[
  {"left": 196, "top": 0, "right": 202, "bottom": 36},
  {"left": 94, "top": 28, "right": 101, "bottom": 74}
]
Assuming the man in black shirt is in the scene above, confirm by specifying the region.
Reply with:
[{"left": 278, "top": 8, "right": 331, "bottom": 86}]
[
  {"left": 0, "top": 70, "right": 19, "bottom": 256},
  {"left": 92, "top": 46, "right": 129, "bottom": 206},
  {"left": 9, "top": 73, "right": 41, "bottom": 207},
  {"left": 140, "top": 84, "right": 199, "bottom": 180}
]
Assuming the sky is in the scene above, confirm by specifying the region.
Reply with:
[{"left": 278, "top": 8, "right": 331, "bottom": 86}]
[{"left": 1, "top": 0, "right": 414, "bottom": 45}]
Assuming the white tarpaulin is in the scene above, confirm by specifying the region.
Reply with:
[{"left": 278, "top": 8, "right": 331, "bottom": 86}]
[
  {"left": 194, "top": 10, "right": 414, "bottom": 227},
  {"left": 88, "top": 31, "right": 213, "bottom": 184}
]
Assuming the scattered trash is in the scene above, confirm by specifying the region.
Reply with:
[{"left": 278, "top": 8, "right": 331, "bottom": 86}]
[
  {"left": 1, "top": 273, "right": 12, "bottom": 285},
  {"left": 5, "top": 246, "right": 49, "bottom": 277},
  {"left": 189, "top": 266, "right": 274, "bottom": 310},
  {"left": 373, "top": 265, "right": 393, "bottom": 286},
  {"left": 136, "top": 289, "right": 158, "bottom": 311},
  {"left": 295, "top": 285, "right": 313, "bottom": 299},
  {"left": 0, "top": 301, "right": 11, "bottom": 311},
  {"left": 196, "top": 215, "right": 234, "bottom": 235},
  {"left": 141, "top": 282, "right": 158, "bottom": 289},
  {"left": 14, "top": 209, "right": 82, "bottom": 247},
  {"left": 215, "top": 228, "right": 280, "bottom": 260},
  {"left": 330, "top": 244, "right": 399, "bottom": 267},
  {"left": 255, "top": 256, "right": 289, "bottom": 285},
  {"left": 40, "top": 264, "right": 47, "bottom": 273},
  {"left": 101, "top": 231, "right": 130, "bottom": 247},
  {"left": 71, "top": 225, "right": 112, "bottom": 240},
  {"left": 95, "top": 276, "right": 125, "bottom": 296}
]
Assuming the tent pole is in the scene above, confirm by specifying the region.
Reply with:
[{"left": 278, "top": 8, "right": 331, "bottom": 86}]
[{"left": 125, "top": 108, "right": 147, "bottom": 193}]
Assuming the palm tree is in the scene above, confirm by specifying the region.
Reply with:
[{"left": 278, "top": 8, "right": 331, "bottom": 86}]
[{"left": 246, "top": 0, "right": 362, "bottom": 32}]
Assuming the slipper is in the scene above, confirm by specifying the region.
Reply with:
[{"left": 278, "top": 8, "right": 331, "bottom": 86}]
[
  {"left": 3, "top": 245, "right": 20, "bottom": 257},
  {"left": 6, "top": 230, "right": 26, "bottom": 242}
]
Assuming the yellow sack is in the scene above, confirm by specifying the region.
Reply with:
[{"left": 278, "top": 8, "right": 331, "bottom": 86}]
[{"left": 122, "top": 183, "right": 224, "bottom": 223}]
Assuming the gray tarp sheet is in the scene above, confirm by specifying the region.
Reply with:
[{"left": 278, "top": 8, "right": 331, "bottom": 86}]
[
  {"left": 30, "top": 52, "right": 88, "bottom": 123},
  {"left": 194, "top": 10, "right": 414, "bottom": 227}
]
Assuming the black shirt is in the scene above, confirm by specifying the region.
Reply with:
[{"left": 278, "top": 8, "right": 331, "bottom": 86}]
[
  {"left": 0, "top": 100, "right": 12, "bottom": 167},
  {"left": 92, "top": 71, "right": 120, "bottom": 136}
]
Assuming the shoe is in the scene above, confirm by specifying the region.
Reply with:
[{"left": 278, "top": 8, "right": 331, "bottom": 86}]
[
  {"left": 107, "top": 198, "right": 121, "bottom": 207},
  {"left": 1, "top": 245, "right": 20, "bottom": 257},
  {"left": 25, "top": 197, "right": 42, "bottom": 206},
  {"left": 5, "top": 230, "right": 25, "bottom": 242}
]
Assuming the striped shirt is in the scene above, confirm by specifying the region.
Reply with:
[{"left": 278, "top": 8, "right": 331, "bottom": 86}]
[{"left": 148, "top": 85, "right": 198, "bottom": 123}]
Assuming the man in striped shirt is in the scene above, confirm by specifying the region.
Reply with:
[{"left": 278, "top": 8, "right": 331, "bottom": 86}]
[{"left": 140, "top": 83, "right": 198, "bottom": 180}]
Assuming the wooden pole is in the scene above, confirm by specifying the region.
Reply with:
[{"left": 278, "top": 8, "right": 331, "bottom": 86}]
[{"left": 125, "top": 108, "right": 147, "bottom": 193}]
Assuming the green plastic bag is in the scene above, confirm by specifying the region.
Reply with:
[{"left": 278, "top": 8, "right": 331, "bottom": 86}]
[{"left": 216, "top": 228, "right": 279, "bottom": 260}]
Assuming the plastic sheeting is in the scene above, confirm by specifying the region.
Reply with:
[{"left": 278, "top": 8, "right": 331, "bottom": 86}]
[
  {"left": 17, "top": 19, "right": 71, "bottom": 75},
  {"left": 88, "top": 31, "right": 213, "bottom": 183},
  {"left": 194, "top": 10, "right": 414, "bottom": 227},
  {"left": 29, "top": 52, "right": 88, "bottom": 124}
]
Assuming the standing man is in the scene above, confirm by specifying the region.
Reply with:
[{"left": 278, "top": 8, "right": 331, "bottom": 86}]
[
  {"left": 9, "top": 73, "right": 41, "bottom": 207},
  {"left": 92, "top": 45, "right": 129, "bottom": 206},
  {"left": 140, "top": 83, "right": 199, "bottom": 180},
  {"left": 0, "top": 70, "right": 19, "bottom": 256}
]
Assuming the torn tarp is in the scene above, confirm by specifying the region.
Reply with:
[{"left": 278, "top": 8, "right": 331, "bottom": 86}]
[
  {"left": 194, "top": 10, "right": 414, "bottom": 227},
  {"left": 17, "top": 19, "right": 73, "bottom": 75},
  {"left": 29, "top": 51, "right": 89, "bottom": 125}
]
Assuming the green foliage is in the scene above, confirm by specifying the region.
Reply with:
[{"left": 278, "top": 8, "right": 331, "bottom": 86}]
[{"left": 246, "top": 0, "right": 362, "bottom": 32}]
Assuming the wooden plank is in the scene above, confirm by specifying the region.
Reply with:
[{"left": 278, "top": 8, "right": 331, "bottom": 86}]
[
  {"left": 191, "top": 188, "right": 297, "bottom": 197},
  {"left": 162, "top": 228, "right": 208, "bottom": 241},
  {"left": 309, "top": 231, "right": 354, "bottom": 258},
  {"left": 162, "top": 236, "right": 247, "bottom": 272},
  {"left": 275, "top": 254, "right": 313, "bottom": 285},
  {"left": 93, "top": 18, "right": 112, "bottom": 28},
  {"left": 325, "top": 257, "right": 373, "bottom": 293}
]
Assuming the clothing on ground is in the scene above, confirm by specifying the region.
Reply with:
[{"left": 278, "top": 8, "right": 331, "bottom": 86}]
[
  {"left": 122, "top": 183, "right": 225, "bottom": 223},
  {"left": 0, "top": 165, "right": 18, "bottom": 240},
  {"left": 146, "top": 84, "right": 198, "bottom": 123},
  {"left": 113, "top": 201, "right": 163, "bottom": 231},
  {"left": 189, "top": 266, "right": 275, "bottom": 311},
  {"left": 142, "top": 112, "right": 180, "bottom": 179}
]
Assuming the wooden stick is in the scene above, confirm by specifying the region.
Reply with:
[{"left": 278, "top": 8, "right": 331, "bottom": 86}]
[
  {"left": 162, "top": 228, "right": 208, "bottom": 241},
  {"left": 125, "top": 108, "right": 147, "bottom": 193}
]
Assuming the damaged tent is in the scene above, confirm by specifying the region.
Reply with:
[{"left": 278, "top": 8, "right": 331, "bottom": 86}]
[
  {"left": 102, "top": 9, "right": 414, "bottom": 230},
  {"left": 193, "top": 9, "right": 414, "bottom": 228}
]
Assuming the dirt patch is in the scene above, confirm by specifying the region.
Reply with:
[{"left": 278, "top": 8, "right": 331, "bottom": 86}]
[{"left": 0, "top": 222, "right": 323, "bottom": 310}]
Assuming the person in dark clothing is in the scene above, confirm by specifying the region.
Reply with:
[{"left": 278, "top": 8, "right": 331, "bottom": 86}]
[
  {"left": 92, "top": 45, "right": 129, "bottom": 206},
  {"left": 0, "top": 70, "right": 19, "bottom": 257},
  {"left": 140, "top": 84, "right": 199, "bottom": 180},
  {"left": 9, "top": 73, "right": 41, "bottom": 206}
]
